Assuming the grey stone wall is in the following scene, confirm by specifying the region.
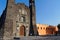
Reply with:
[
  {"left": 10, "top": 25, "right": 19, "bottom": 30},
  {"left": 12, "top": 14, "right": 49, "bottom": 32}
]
[{"left": 0, "top": 0, "right": 30, "bottom": 39}]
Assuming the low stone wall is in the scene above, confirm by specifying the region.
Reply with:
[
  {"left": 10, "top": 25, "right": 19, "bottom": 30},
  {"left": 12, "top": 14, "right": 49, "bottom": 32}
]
[{"left": 1, "top": 36, "right": 60, "bottom": 40}]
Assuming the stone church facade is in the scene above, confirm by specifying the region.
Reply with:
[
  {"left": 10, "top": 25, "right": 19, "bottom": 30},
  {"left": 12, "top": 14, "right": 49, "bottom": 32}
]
[{"left": 0, "top": 0, "right": 38, "bottom": 40}]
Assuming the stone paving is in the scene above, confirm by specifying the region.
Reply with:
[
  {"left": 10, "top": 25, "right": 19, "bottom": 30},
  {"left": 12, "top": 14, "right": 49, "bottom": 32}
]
[
  {"left": 0, "top": 36, "right": 60, "bottom": 40},
  {"left": 20, "top": 36, "right": 60, "bottom": 40}
]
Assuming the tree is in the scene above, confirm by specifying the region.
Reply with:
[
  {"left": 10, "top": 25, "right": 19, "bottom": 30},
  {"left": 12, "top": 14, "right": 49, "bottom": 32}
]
[
  {"left": 0, "top": 16, "right": 1, "bottom": 20},
  {"left": 57, "top": 24, "right": 60, "bottom": 29},
  {"left": 57, "top": 24, "right": 60, "bottom": 35}
]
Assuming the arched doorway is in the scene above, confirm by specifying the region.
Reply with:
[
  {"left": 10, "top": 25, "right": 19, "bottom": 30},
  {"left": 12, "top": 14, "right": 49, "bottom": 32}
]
[{"left": 20, "top": 25, "right": 25, "bottom": 36}]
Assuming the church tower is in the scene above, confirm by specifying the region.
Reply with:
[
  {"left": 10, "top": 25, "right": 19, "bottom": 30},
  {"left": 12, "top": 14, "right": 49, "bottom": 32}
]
[
  {"left": 3, "top": 0, "right": 30, "bottom": 39},
  {"left": 29, "top": 0, "right": 38, "bottom": 36},
  {"left": 0, "top": 0, "right": 38, "bottom": 40},
  {"left": 3, "top": 0, "right": 15, "bottom": 39}
]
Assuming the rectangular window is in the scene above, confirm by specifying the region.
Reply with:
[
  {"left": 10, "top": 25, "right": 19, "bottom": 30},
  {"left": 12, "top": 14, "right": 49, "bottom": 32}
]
[{"left": 21, "top": 16, "right": 25, "bottom": 22}]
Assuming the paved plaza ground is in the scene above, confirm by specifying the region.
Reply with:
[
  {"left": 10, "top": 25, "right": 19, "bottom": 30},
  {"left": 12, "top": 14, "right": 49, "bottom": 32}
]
[{"left": 0, "top": 36, "right": 60, "bottom": 40}]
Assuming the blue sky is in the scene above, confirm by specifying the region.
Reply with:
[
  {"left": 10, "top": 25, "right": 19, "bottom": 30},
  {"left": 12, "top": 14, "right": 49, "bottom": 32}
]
[{"left": 0, "top": 0, "right": 60, "bottom": 26}]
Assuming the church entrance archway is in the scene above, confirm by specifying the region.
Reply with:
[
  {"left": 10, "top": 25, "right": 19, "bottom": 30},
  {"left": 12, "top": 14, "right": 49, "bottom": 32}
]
[{"left": 20, "top": 25, "right": 25, "bottom": 36}]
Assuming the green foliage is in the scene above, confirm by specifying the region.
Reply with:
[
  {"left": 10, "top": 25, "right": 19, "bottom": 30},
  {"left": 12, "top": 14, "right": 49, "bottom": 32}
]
[{"left": 57, "top": 24, "right": 60, "bottom": 29}]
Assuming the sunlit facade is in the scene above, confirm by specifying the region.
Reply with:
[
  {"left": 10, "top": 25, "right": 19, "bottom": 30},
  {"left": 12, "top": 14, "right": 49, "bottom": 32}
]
[{"left": 36, "top": 24, "right": 58, "bottom": 35}]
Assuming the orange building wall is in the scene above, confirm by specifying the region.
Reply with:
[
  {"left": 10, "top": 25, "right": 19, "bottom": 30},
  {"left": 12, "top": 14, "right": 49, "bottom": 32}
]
[
  {"left": 46, "top": 26, "right": 55, "bottom": 35},
  {"left": 36, "top": 24, "right": 58, "bottom": 35},
  {"left": 37, "top": 24, "right": 49, "bottom": 35}
]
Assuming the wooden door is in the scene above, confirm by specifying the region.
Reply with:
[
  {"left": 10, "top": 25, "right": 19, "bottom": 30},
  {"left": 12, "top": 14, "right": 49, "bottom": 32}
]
[{"left": 20, "top": 25, "right": 25, "bottom": 36}]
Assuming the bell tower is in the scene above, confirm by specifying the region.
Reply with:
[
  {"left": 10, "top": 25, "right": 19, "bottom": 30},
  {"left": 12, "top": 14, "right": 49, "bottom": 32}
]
[
  {"left": 7, "top": 0, "right": 14, "bottom": 6},
  {"left": 7, "top": 0, "right": 15, "bottom": 8},
  {"left": 7, "top": 0, "right": 14, "bottom": 4},
  {"left": 3, "top": 0, "right": 15, "bottom": 39},
  {"left": 29, "top": 0, "right": 38, "bottom": 36}
]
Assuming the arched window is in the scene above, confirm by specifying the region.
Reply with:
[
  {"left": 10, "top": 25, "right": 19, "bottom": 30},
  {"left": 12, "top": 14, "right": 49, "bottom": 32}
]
[{"left": 21, "top": 16, "right": 25, "bottom": 22}]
